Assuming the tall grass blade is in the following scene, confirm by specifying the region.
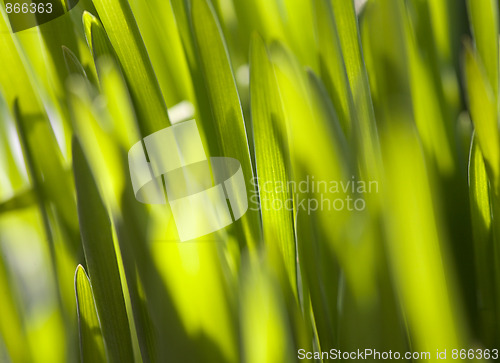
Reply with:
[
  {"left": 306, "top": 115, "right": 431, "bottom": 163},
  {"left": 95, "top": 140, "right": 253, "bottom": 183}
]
[
  {"left": 73, "top": 138, "right": 135, "bottom": 363},
  {"left": 74, "top": 265, "right": 107, "bottom": 363}
]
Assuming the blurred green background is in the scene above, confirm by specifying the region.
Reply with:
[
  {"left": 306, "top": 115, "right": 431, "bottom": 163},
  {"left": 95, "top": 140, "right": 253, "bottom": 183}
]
[{"left": 0, "top": 0, "right": 499, "bottom": 362}]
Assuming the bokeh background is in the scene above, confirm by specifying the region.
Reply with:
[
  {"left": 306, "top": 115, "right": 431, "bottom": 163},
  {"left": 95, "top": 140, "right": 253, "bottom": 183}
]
[{"left": 0, "top": 0, "right": 499, "bottom": 362}]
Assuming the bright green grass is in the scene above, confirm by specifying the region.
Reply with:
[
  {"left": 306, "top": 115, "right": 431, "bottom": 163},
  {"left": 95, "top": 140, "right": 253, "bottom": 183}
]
[{"left": 0, "top": 0, "right": 498, "bottom": 362}]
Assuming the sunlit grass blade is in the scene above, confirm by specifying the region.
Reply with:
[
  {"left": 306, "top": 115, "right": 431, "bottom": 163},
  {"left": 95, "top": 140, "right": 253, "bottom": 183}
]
[
  {"left": 240, "top": 260, "right": 295, "bottom": 363},
  {"left": 127, "top": 0, "right": 193, "bottom": 106},
  {"left": 74, "top": 265, "right": 107, "bottom": 363},
  {"left": 83, "top": 11, "right": 115, "bottom": 63},
  {"left": 269, "top": 41, "right": 348, "bottom": 351},
  {"left": 464, "top": 42, "right": 500, "bottom": 183},
  {"left": 191, "top": 0, "right": 261, "bottom": 246},
  {"left": 330, "top": 0, "right": 380, "bottom": 178},
  {"left": 467, "top": 0, "right": 499, "bottom": 98},
  {"left": 0, "top": 11, "right": 80, "bottom": 253},
  {"left": 249, "top": 34, "right": 296, "bottom": 291},
  {"left": 400, "top": 3, "right": 455, "bottom": 175},
  {"left": 73, "top": 138, "right": 134, "bottom": 363},
  {"left": 381, "top": 121, "right": 465, "bottom": 352},
  {"left": 313, "top": 0, "right": 354, "bottom": 138},
  {"left": 90, "top": 0, "right": 171, "bottom": 135},
  {"left": 468, "top": 137, "right": 498, "bottom": 345}
]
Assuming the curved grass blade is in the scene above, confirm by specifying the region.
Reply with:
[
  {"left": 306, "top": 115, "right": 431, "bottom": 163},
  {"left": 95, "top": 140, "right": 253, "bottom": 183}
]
[
  {"left": 73, "top": 138, "right": 134, "bottom": 363},
  {"left": 75, "top": 265, "right": 107, "bottom": 363}
]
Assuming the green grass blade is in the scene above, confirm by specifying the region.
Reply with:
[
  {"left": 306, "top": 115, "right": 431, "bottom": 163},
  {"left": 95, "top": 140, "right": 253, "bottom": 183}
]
[
  {"left": 63, "top": 46, "right": 88, "bottom": 78},
  {"left": 72, "top": 138, "right": 134, "bottom": 363},
  {"left": 330, "top": 0, "right": 380, "bottom": 177},
  {"left": 401, "top": 2, "right": 455, "bottom": 174},
  {"left": 468, "top": 137, "right": 498, "bottom": 345},
  {"left": 467, "top": 0, "right": 499, "bottom": 98},
  {"left": 313, "top": 0, "right": 354, "bottom": 138},
  {"left": 89, "top": 0, "right": 171, "bottom": 135},
  {"left": 191, "top": 0, "right": 261, "bottom": 246},
  {"left": 83, "top": 11, "right": 115, "bottom": 62},
  {"left": 249, "top": 34, "right": 296, "bottom": 292},
  {"left": 240, "top": 261, "right": 295, "bottom": 363},
  {"left": 75, "top": 265, "right": 107, "bottom": 363},
  {"left": 127, "top": 0, "right": 193, "bottom": 106},
  {"left": 464, "top": 42, "right": 500, "bottom": 182},
  {"left": 381, "top": 121, "right": 465, "bottom": 352},
  {"left": 0, "top": 188, "right": 36, "bottom": 215}
]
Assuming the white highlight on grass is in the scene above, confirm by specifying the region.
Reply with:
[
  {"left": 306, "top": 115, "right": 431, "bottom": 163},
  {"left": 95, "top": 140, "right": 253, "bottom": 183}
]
[{"left": 168, "top": 100, "right": 195, "bottom": 124}]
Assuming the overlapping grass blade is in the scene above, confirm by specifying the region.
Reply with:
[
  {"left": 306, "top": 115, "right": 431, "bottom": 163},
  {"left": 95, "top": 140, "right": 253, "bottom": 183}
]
[
  {"left": 269, "top": 41, "right": 346, "bottom": 351},
  {"left": 127, "top": 0, "right": 193, "bottom": 106},
  {"left": 381, "top": 121, "right": 465, "bottom": 352},
  {"left": 330, "top": 0, "right": 380, "bottom": 178},
  {"left": 73, "top": 138, "right": 134, "bottom": 363},
  {"left": 313, "top": 0, "right": 354, "bottom": 138},
  {"left": 191, "top": 0, "right": 261, "bottom": 246},
  {"left": 464, "top": 42, "right": 500, "bottom": 183},
  {"left": 249, "top": 34, "right": 296, "bottom": 291},
  {"left": 63, "top": 46, "right": 88, "bottom": 78},
  {"left": 467, "top": 0, "right": 499, "bottom": 98},
  {"left": 74, "top": 265, "right": 106, "bottom": 363},
  {"left": 468, "top": 138, "right": 498, "bottom": 345},
  {"left": 90, "top": 0, "right": 170, "bottom": 135},
  {"left": 400, "top": 1, "right": 455, "bottom": 174},
  {"left": 0, "top": 11, "right": 80, "bottom": 254}
]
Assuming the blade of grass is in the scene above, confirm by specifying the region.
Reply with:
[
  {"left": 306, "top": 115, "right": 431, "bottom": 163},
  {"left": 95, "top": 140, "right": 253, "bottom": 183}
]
[
  {"left": 330, "top": 0, "right": 380, "bottom": 179},
  {"left": 401, "top": 1, "right": 455, "bottom": 175},
  {"left": 467, "top": 0, "right": 499, "bottom": 98},
  {"left": 127, "top": 0, "right": 193, "bottom": 106},
  {"left": 249, "top": 34, "right": 296, "bottom": 293},
  {"left": 73, "top": 138, "right": 135, "bottom": 363},
  {"left": 313, "top": 0, "right": 354, "bottom": 138},
  {"left": 191, "top": 0, "right": 261, "bottom": 246},
  {"left": 468, "top": 137, "right": 498, "bottom": 345},
  {"left": 74, "top": 265, "right": 107, "bottom": 363},
  {"left": 381, "top": 121, "right": 466, "bottom": 352},
  {"left": 0, "top": 188, "right": 36, "bottom": 214},
  {"left": 464, "top": 42, "right": 500, "bottom": 183},
  {"left": 63, "top": 46, "right": 89, "bottom": 78},
  {"left": 89, "top": 0, "right": 171, "bottom": 135}
]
